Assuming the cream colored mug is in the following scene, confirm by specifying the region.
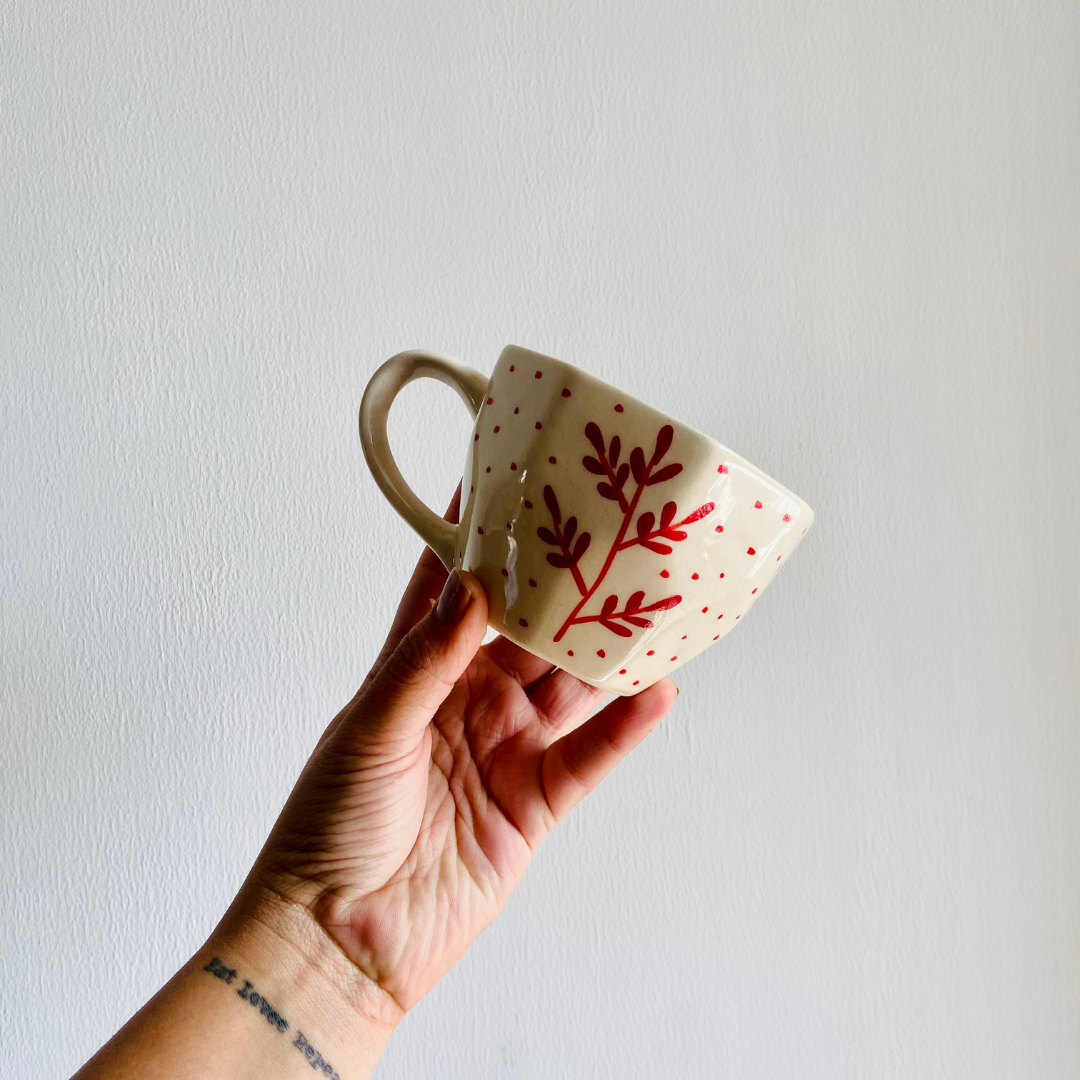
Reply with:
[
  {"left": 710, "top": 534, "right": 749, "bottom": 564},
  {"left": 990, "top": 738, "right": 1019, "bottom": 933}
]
[{"left": 359, "top": 345, "right": 813, "bottom": 695}]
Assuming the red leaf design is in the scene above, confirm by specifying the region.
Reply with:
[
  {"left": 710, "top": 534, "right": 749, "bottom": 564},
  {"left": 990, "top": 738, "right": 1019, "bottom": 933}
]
[
  {"left": 601, "top": 593, "right": 619, "bottom": 618},
  {"left": 627, "top": 590, "right": 645, "bottom": 612},
  {"left": 643, "top": 594, "right": 682, "bottom": 612},
  {"left": 630, "top": 446, "right": 646, "bottom": 485},
  {"left": 609, "top": 435, "right": 621, "bottom": 467},
  {"left": 660, "top": 501, "right": 677, "bottom": 529},
  {"left": 582, "top": 455, "right": 605, "bottom": 475},
  {"left": 636, "top": 511, "right": 655, "bottom": 540},
  {"left": 543, "top": 484, "right": 561, "bottom": 523},
  {"left": 600, "top": 620, "right": 634, "bottom": 638},
  {"left": 682, "top": 501, "right": 715, "bottom": 524},
  {"left": 572, "top": 532, "right": 591, "bottom": 561},
  {"left": 596, "top": 482, "right": 619, "bottom": 501},
  {"left": 651, "top": 424, "right": 674, "bottom": 466},
  {"left": 563, "top": 516, "right": 577, "bottom": 548},
  {"left": 642, "top": 540, "right": 673, "bottom": 554},
  {"left": 646, "top": 463, "right": 683, "bottom": 486},
  {"left": 537, "top": 526, "right": 558, "bottom": 545},
  {"left": 616, "top": 462, "right": 630, "bottom": 489},
  {"left": 623, "top": 615, "right": 653, "bottom": 628},
  {"left": 662, "top": 529, "right": 688, "bottom": 542},
  {"left": 546, "top": 552, "right": 572, "bottom": 568},
  {"left": 585, "top": 422, "right": 605, "bottom": 456}
]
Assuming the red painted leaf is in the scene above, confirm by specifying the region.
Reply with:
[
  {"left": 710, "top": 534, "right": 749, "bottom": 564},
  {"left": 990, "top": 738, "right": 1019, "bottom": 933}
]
[
  {"left": 623, "top": 615, "right": 653, "bottom": 628},
  {"left": 646, "top": 462, "right": 684, "bottom": 486},
  {"left": 572, "top": 532, "right": 591, "bottom": 561},
  {"left": 582, "top": 455, "right": 605, "bottom": 475},
  {"left": 546, "top": 552, "right": 573, "bottom": 568},
  {"left": 596, "top": 481, "right": 619, "bottom": 501},
  {"left": 682, "top": 501, "right": 715, "bottom": 524},
  {"left": 662, "top": 529, "right": 688, "bottom": 542},
  {"left": 543, "top": 484, "right": 561, "bottom": 523},
  {"left": 585, "top": 421, "right": 605, "bottom": 456},
  {"left": 609, "top": 435, "right": 621, "bottom": 468},
  {"left": 636, "top": 511, "right": 655, "bottom": 540},
  {"left": 601, "top": 593, "right": 619, "bottom": 617},
  {"left": 630, "top": 446, "right": 647, "bottom": 485},
  {"left": 660, "top": 501, "right": 677, "bottom": 529},
  {"left": 642, "top": 540, "right": 673, "bottom": 555},
  {"left": 600, "top": 620, "right": 634, "bottom": 638},
  {"left": 643, "top": 594, "right": 682, "bottom": 612},
  {"left": 651, "top": 424, "right": 674, "bottom": 466},
  {"left": 563, "top": 516, "right": 577, "bottom": 548},
  {"left": 627, "top": 589, "right": 645, "bottom": 612},
  {"left": 616, "top": 462, "right": 630, "bottom": 489},
  {"left": 537, "top": 526, "right": 558, "bottom": 545}
]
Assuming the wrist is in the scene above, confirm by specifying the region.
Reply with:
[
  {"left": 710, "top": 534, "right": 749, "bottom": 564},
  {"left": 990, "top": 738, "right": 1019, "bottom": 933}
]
[{"left": 201, "top": 883, "right": 404, "bottom": 1077}]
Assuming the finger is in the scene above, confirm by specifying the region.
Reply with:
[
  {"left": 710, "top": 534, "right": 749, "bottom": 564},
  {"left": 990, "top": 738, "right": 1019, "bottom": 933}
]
[
  {"left": 342, "top": 568, "right": 489, "bottom": 758},
  {"left": 525, "top": 667, "right": 608, "bottom": 739},
  {"left": 538, "top": 678, "right": 678, "bottom": 825},
  {"left": 316, "top": 483, "right": 461, "bottom": 754},
  {"left": 482, "top": 634, "right": 556, "bottom": 691}
]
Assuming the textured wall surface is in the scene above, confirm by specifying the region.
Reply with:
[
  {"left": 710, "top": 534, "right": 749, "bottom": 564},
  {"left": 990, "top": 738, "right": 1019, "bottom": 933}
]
[{"left": 3, "top": 2, "right": 1079, "bottom": 1077}]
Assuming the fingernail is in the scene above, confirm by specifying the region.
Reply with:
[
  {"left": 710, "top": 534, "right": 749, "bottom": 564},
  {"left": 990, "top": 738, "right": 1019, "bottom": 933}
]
[
  {"left": 674, "top": 684, "right": 681, "bottom": 699},
  {"left": 436, "top": 568, "right": 473, "bottom": 625}
]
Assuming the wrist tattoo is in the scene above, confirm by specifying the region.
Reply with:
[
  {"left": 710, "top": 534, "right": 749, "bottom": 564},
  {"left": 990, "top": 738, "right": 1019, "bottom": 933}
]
[{"left": 203, "top": 956, "right": 342, "bottom": 1079}]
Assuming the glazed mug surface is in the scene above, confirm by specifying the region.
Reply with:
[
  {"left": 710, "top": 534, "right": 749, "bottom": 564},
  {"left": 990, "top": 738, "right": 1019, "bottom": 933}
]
[{"left": 359, "top": 344, "right": 813, "bottom": 695}]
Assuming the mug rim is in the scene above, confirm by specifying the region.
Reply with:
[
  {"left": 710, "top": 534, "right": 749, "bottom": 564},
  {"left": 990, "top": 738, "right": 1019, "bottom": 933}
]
[{"left": 498, "top": 343, "right": 814, "bottom": 518}]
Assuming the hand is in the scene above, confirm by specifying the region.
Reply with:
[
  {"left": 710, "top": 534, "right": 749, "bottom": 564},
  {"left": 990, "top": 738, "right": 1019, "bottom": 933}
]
[{"left": 239, "top": 483, "right": 678, "bottom": 1023}]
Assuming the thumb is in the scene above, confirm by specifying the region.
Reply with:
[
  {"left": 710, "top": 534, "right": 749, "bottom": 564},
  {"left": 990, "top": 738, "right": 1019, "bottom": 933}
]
[{"left": 347, "top": 567, "right": 488, "bottom": 754}]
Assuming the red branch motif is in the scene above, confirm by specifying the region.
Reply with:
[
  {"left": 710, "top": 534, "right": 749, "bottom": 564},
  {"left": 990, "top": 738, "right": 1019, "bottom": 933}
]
[{"left": 536, "top": 421, "right": 715, "bottom": 644}]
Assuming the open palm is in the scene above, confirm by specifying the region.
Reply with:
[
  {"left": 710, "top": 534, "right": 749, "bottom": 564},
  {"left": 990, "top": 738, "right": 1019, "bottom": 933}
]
[{"left": 246, "top": 486, "right": 677, "bottom": 1016}]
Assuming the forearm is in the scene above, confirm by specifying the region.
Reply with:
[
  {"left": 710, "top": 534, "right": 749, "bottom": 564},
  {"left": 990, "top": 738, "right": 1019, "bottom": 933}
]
[{"left": 71, "top": 887, "right": 402, "bottom": 1080}]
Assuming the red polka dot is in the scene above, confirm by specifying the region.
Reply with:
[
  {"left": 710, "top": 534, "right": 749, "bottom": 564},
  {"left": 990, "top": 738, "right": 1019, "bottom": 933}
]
[
  {"left": 754, "top": 500, "right": 762, "bottom": 509},
  {"left": 561, "top": 388, "right": 571, "bottom": 397},
  {"left": 718, "top": 463, "right": 729, "bottom": 473},
  {"left": 713, "top": 634, "right": 719, "bottom": 640},
  {"left": 486, "top": 466, "right": 491, "bottom": 473},
  {"left": 567, "top": 649, "right": 574, "bottom": 656},
  {"left": 614, "top": 403, "right": 624, "bottom": 412},
  {"left": 702, "top": 606, "right": 708, "bottom": 613},
  {"left": 477, "top": 526, "right": 483, "bottom": 534},
  {"left": 747, "top": 547, "right": 756, "bottom": 555},
  {"left": 548, "top": 456, "right": 557, "bottom": 464},
  {"left": 509, "top": 365, "right": 515, "bottom": 372},
  {"left": 487, "top": 397, "right": 494, "bottom": 405},
  {"left": 528, "top": 578, "right": 537, "bottom": 587},
  {"left": 735, "top": 615, "right": 740, "bottom": 619},
  {"left": 493, "top": 425, "right": 500, "bottom": 433},
  {"left": 752, "top": 588, "right": 758, "bottom": 594},
  {"left": 474, "top": 433, "right": 479, "bottom": 441},
  {"left": 783, "top": 513, "right": 791, "bottom": 522},
  {"left": 514, "top": 406, "right": 519, "bottom": 414},
  {"left": 660, "top": 569, "right": 669, "bottom": 578},
  {"left": 670, "top": 655, "right": 677, "bottom": 661},
  {"left": 647, "top": 650, "right": 655, "bottom": 656},
  {"left": 619, "top": 668, "right": 627, "bottom": 674},
  {"left": 681, "top": 635, "right": 687, "bottom": 640},
  {"left": 524, "top": 499, "right": 533, "bottom": 508},
  {"left": 510, "top": 462, "right": 517, "bottom": 470},
  {"left": 597, "top": 649, "right": 605, "bottom": 658},
  {"left": 535, "top": 370, "right": 543, "bottom": 379},
  {"left": 469, "top": 485, "right": 474, "bottom": 493},
  {"left": 519, "top": 618, "right": 528, "bottom": 627},
  {"left": 691, "top": 572, "right": 699, "bottom": 580},
  {"left": 717, "top": 613, "right": 723, "bottom": 619},
  {"left": 777, "top": 556, "right": 781, "bottom": 561},
  {"left": 714, "top": 525, "right": 724, "bottom": 533},
  {"left": 535, "top": 421, "right": 542, "bottom": 429},
  {"left": 633, "top": 680, "right": 640, "bottom": 685},
  {"left": 501, "top": 568, "right": 508, "bottom": 576},
  {"left": 719, "top": 573, "right": 724, "bottom": 578},
  {"left": 803, "top": 528, "right": 807, "bottom": 534}
]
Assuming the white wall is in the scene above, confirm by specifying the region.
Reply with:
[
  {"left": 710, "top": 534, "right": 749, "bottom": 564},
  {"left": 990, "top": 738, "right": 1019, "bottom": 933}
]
[{"left": 3, "top": 2, "right": 1078, "bottom": 1076}]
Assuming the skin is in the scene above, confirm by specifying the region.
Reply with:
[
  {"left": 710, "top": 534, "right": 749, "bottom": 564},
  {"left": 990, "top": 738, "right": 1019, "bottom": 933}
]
[{"left": 73, "top": 484, "right": 678, "bottom": 1079}]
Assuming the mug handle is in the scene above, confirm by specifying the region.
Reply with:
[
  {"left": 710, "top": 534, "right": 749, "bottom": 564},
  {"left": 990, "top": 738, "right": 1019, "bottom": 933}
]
[{"left": 359, "top": 349, "right": 489, "bottom": 570}]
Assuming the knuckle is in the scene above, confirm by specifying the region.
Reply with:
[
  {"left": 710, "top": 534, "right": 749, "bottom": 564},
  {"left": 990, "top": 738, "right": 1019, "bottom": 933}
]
[{"left": 382, "top": 618, "right": 453, "bottom": 698}]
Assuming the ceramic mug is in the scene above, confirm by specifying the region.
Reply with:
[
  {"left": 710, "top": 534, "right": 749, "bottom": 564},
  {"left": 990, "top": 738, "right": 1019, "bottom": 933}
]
[{"left": 359, "top": 345, "right": 813, "bottom": 695}]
